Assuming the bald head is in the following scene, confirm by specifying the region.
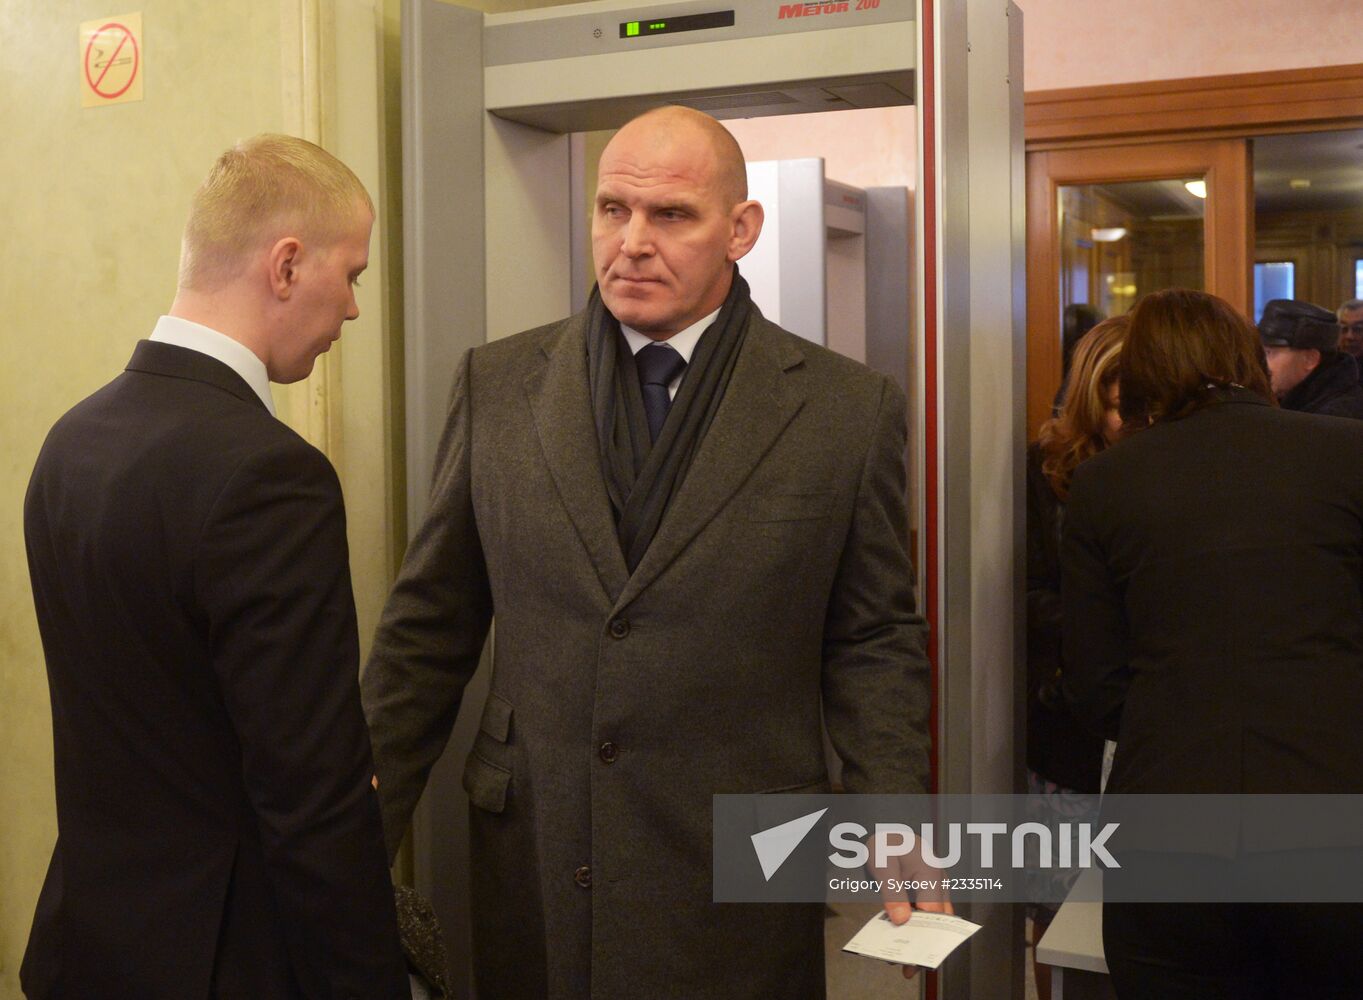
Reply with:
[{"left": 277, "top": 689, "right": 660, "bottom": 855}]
[
  {"left": 605, "top": 106, "right": 749, "bottom": 209},
  {"left": 591, "top": 106, "right": 763, "bottom": 339}
]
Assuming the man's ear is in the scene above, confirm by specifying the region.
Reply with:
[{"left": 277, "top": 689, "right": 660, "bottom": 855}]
[
  {"left": 1304, "top": 348, "right": 1323, "bottom": 373},
  {"left": 268, "top": 237, "right": 303, "bottom": 301},
  {"left": 727, "top": 200, "right": 764, "bottom": 262}
]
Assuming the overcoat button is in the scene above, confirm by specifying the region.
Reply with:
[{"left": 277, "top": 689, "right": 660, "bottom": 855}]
[
  {"left": 574, "top": 865, "right": 593, "bottom": 888},
  {"left": 599, "top": 741, "right": 619, "bottom": 763},
  {"left": 608, "top": 618, "right": 631, "bottom": 639}
]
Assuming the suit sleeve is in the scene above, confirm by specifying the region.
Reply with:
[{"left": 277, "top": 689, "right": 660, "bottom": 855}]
[
  {"left": 1060, "top": 464, "right": 1131, "bottom": 741},
  {"left": 195, "top": 436, "right": 408, "bottom": 999},
  {"left": 821, "top": 376, "right": 932, "bottom": 795},
  {"left": 362, "top": 350, "right": 494, "bottom": 858}
]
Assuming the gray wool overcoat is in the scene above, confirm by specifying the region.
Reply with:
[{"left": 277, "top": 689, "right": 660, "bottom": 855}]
[{"left": 361, "top": 305, "right": 931, "bottom": 1000}]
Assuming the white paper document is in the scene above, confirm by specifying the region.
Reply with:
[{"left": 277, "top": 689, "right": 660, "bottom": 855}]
[{"left": 842, "top": 910, "right": 983, "bottom": 969}]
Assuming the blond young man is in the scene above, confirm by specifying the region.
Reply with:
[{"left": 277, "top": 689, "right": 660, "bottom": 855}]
[{"left": 21, "top": 135, "right": 409, "bottom": 999}]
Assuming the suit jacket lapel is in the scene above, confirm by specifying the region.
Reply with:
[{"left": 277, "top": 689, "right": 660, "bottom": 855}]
[
  {"left": 614, "top": 316, "right": 806, "bottom": 611},
  {"left": 524, "top": 315, "right": 631, "bottom": 603}
]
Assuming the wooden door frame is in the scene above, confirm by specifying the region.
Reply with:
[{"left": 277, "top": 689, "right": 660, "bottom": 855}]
[
  {"left": 1026, "top": 63, "right": 1363, "bottom": 149},
  {"left": 1026, "top": 139, "right": 1252, "bottom": 436},
  {"left": 1023, "top": 63, "right": 1363, "bottom": 438}
]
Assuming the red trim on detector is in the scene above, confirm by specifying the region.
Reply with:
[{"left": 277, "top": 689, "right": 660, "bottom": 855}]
[
  {"left": 920, "top": 0, "right": 940, "bottom": 797},
  {"left": 919, "top": 1, "right": 940, "bottom": 995}
]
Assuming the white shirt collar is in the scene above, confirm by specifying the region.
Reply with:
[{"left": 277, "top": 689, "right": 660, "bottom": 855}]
[
  {"left": 149, "top": 315, "right": 276, "bottom": 416},
  {"left": 620, "top": 308, "right": 721, "bottom": 364}
]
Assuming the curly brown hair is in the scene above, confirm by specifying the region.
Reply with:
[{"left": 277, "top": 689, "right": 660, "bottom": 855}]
[{"left": 1037, "top": 315, "right": 1128, "bottom": 500}]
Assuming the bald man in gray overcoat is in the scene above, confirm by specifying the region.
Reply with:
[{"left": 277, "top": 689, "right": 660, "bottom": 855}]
[{"left": 362, "top": 107, "right": 931, "bottom": 999}]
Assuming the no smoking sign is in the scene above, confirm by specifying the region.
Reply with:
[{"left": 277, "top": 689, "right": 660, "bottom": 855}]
[{"left": 80, "top": 12, "right": 143, "bottom": 107}]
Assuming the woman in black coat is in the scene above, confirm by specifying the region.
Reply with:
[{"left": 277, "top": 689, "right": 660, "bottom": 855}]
[
  {"left": 1025, "top": 315, "right": 1125, "bottom": 995},
  {"left": 1061, "top": 288, "right": 1363, "bottom": 999}
]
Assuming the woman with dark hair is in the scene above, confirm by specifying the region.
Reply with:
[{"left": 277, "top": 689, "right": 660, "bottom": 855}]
[
  {"left": 1025, "top": 315, "right": 1126, "bottom": 995},
  {"left": 1061, "top": 288, "right": 1363, "bottom": 998}
]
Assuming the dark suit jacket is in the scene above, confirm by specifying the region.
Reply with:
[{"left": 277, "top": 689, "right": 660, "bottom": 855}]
[
  {"left": 362, "top": 307, "right": 931, "bottom": 1000},
  {"left": 1062, "top": 389, "right": 1363, "bottom": 801},
  {"left": 22, "top": 341, "right": 408, "bottom": 999}
]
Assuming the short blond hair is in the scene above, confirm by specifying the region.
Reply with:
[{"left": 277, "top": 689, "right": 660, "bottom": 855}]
[{"left": 179, "top": 134, "right": 373, "bottom": 290}]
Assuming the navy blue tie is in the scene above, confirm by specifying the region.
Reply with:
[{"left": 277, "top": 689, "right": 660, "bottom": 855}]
[{"left": 635, "top": 342, "right": 687, "bottom": 443}]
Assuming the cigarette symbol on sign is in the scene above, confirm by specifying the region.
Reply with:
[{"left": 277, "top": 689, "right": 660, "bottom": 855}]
[{"left": 84, "top": 22, "right": 140, "bottom": 100}]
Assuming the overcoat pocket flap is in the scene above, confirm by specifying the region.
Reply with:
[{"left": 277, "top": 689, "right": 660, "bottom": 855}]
[
  {"left": 747, "top": 492, "right": 833, "bottom": 522},
  {"left": 479, "top": 691, "right": 513, "bottom": 742},
  {"left": 462, "top": 752, "right": 510, "bottom": 813}
]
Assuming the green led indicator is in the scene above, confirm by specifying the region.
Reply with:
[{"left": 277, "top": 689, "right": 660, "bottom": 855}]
[{"left": 621, "top": 11, "right": 733, "bottom": 39}]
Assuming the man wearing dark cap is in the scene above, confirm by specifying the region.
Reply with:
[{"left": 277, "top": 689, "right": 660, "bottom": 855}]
[{"left": 1260, "top": 298, "right": 1363, "bottom": 420}]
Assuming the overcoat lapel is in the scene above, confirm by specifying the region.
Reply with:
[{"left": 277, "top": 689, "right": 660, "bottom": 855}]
[
  {"left": 524, "top": 316, "right": 631, "bottom": 602},
  {"left": 613, "top": 318, "right": 806, "bottom": 611}
]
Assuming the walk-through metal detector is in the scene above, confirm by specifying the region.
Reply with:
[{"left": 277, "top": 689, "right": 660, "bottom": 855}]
[{"left": 400, "top": 0, "right": 1026, "bottom": 994}]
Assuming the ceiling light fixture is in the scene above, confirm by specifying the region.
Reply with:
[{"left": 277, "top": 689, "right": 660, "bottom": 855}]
[
  {"left": 1289, "top": 178, "right": 1312, "bottom": 190},
  {"left": 1091, "top": 227, "right": 1128, "bottom": 242},
  {"left": 1184, "top": 179, "right": 1207, "bottom": 199}
]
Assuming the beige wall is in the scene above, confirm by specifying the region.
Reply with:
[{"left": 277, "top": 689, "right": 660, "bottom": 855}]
[
  {"left": 0, "top": 3, "right": 398, "bottom": 995},
  {"left": 727, "top": 107, "right": 918, "bottom": 192},
  {"left": 1015, "top": 0, "right": 1363, "bottom": 92}
]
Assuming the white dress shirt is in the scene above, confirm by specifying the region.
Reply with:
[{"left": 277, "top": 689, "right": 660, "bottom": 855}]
[
  {"left": 149, "top": 315, "right": 276, "bottom": 416},
  {"left": 620, "top": 308, "right": 720, "bottom": 401}
]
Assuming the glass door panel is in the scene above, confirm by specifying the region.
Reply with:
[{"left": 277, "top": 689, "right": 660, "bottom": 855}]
[{"left": 1058, "top": 179, "right": 1206, "bottom": 320}]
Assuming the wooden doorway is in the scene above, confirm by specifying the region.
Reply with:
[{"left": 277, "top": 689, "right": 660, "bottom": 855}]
[
  {"left": 1026, "top": 139, "right": 1251, "bottom": 435},
  {"left": 1023, "top": 63, "right": 1363, "bottom": 439}
]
